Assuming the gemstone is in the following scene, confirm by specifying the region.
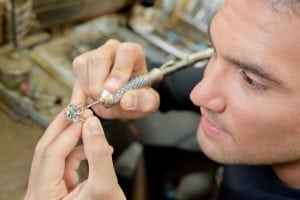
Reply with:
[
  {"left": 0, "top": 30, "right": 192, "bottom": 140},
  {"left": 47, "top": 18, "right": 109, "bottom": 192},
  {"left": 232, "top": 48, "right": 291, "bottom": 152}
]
[{"left": 64, "top": 103, "right": 83, "bottom": 123}]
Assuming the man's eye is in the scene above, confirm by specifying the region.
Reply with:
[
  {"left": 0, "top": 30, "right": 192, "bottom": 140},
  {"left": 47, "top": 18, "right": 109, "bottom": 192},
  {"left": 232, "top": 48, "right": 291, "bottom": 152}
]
[{"left": 240, "top": 70, "right": 268, "bottom": 92}]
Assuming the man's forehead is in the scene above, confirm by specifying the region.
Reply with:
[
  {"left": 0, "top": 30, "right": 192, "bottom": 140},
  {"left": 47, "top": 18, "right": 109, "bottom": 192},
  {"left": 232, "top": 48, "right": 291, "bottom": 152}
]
[
  {"left": 213, "top": 0, "right": 300, "bottom": 88},
  {"left": 225, "top": 0, "right": 300, "bottom": 15},
  {"left": 220, "top": 0, "right": 300, "bottom": 51}
]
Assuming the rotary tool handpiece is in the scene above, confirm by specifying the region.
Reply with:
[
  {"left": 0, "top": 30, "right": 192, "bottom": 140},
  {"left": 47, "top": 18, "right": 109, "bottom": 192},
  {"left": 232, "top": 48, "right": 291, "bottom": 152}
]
[{"left": 85, "top": 48, "right": 213, "bottom": 108}]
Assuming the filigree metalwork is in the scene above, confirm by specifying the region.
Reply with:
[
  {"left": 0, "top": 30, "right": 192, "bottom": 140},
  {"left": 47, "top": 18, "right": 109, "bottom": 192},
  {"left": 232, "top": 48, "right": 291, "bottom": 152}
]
[{"left": 64, "top": 103, "right": 84, "bottom": 123}]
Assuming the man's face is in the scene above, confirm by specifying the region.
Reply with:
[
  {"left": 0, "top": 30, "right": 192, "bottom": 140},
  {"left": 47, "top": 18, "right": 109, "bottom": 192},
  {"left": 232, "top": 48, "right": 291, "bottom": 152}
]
[{"left": 190, "top": 0, "right": 300, "bottom": 165}]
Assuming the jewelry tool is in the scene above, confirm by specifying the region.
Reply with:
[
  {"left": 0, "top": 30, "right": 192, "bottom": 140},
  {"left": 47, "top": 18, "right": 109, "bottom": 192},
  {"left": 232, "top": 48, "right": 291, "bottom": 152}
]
[{"left": 64, "top": 48, "right": 213, "bottom": 123}]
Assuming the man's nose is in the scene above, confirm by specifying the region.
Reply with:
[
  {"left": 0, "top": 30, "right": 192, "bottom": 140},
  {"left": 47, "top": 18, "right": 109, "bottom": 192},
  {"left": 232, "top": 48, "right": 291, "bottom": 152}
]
[{"left": 190, "top": 64, "right": 227, "bottom": 113}]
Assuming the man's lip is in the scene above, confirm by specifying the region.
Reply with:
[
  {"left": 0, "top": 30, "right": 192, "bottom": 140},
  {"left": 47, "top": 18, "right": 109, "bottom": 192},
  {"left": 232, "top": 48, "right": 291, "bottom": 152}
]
[{"left": 200, "top": 108, "right": 228, "bottom": 135}]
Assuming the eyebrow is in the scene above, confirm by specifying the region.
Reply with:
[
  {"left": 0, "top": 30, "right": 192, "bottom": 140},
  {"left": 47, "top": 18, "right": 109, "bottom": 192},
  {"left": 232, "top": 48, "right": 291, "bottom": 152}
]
[
  {"left": 207, "top": 19, "right": 282, "bottom": 85},
  {"left": 226, "top": 57, "right": 282, "bottom": 85}
]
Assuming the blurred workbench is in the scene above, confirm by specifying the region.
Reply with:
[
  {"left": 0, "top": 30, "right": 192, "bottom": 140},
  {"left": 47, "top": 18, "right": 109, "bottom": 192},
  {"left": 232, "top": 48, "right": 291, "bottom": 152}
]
[
  {"left": 0, "top": 107, "right": 43, "bottom": 200},
  {"left": 0, "top": 1, "right": 222, "bottom": 199}
]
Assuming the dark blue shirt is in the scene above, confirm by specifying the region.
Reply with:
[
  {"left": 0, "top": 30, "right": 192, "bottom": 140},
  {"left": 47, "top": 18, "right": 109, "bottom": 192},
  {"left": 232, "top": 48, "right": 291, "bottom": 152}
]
[{"left": 218, "top": 165, "right": 300, "bottom": 200}]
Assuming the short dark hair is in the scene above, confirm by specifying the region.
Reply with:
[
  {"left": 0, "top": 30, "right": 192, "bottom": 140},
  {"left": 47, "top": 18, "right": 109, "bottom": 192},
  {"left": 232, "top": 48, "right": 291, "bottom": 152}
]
[{"left": 268, "top": 0, "right": 300, "bottom": 15}]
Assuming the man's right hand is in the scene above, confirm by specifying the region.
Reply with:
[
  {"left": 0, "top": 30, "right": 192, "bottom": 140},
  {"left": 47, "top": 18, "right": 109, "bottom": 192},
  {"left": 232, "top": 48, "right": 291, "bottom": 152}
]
[{"left": 72, "top": 39, "right": 160, "bottom": 119}]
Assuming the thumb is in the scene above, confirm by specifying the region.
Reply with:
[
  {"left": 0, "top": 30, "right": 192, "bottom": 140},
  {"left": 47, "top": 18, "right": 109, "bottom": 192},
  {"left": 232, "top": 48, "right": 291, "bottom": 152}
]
[{"left": 82, "top": 117, "right": 119, "bottom": 190}]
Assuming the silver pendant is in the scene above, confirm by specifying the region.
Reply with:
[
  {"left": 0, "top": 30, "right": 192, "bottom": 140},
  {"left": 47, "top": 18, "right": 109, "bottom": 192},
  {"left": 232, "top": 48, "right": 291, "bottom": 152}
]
[{"left": 64, "top": 103, "right": 84, "bottom": 123}]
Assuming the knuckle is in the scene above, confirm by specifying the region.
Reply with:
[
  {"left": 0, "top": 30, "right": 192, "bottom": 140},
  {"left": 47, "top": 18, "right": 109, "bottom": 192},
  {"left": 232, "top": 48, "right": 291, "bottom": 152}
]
[
  {"left": 99, "top": 187, "right": 112, "bottom": 197},
  {"left": 132, "top": 43, "right": 144, "bottom": 52},
  {"left": 110, "top": 69, "right": 129, "bottom": 80},
  {"left": 90, "top": 52, "right": 106, "bottom": 64},
  {"left": 90, "top": 147, "right": 111, "bottom": 160},
  {"left": 107, "top": 70, "right": 129, "bottom": 87},
  {"left": 100, "top": 188, "right": 116, "bottom": 199},
  {"left": 105, "top": 39, "right": 121, "bottom": 46},
  {"left": 72, "top": 55, "right": 86, "bottom": 71},
  {"left": 90, "top": 49, "right": 114, "bottom": 68},
  {"left": 118, "top": 42, "right": 138, "bottom": 56},
  {"left": 34, "top": 140, "right": 45, "bottom": 155},
  {"left": 89, "top": 139, "right": 111, "bottom": 158},
  {"left": 130, "top": 43, "right": 144, "bottom": 56},
  {"left": 140, "top": 90, "right": 160, "bottom": 112},
  {"left": 43, "top": 146, "right": 58, "bottom": 159},
  {"left": 90, "top": 87, "right": 101, "bottom": 99},
  {"left": 93, "top": 185, "right": 119, "bottom": 200}
]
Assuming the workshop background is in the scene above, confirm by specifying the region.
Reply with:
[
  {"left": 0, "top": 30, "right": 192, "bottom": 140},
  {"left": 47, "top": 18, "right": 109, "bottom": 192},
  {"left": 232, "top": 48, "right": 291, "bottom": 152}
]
[{"left": 0, "top": 0, "right": 223, "bottom": 199}]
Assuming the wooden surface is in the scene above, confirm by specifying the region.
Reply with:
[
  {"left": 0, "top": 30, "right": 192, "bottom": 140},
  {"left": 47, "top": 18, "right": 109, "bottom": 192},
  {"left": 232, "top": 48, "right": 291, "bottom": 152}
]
[{"left": 0, "top": 108, "right": 44, "bottom": 200}]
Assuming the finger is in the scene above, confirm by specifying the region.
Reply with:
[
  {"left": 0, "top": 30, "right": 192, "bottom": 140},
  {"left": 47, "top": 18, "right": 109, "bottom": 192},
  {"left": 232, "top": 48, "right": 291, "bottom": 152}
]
[
  {"left": 70, "top": 80, "right": 87, "bottom": 107},
  {"left": 63, "top": 181, "right": 87, "bottom": 200},
  {"left": 38, "top": 109, "right": 92, "bottom": 184},
  {"left": 81, "top": 117, "right": 118, "bottom": 187},
  {"left": 48, "top": 109, "right": 93, "bottom": 159},
  {"left": 88, "top": 39, "right": 121, "bottom": 99},
  {"left": 30, "top": 81, "right": 88, "bottom": 182},
  {"left": 120, "top": 87, "right": 160, "bottom": 113},
  {"left": 105, "top": 42, "right": 147, "bottom": 92},
  {"left": 31, "top": 111, "right": 92, "bottom": 195},
  {"left": 64, "top": 145, "right": 86, "bottom": 189},
  {"left": 65, "top": 145, "right": 86, "bottom": 170},
  {"left": 27, "top": 83, "right": 88, "bottom": 194},
  {"left": 73, "top": 51, "right": 91, "bottom": 94},
  {"left": 39, "top": 81, "right": 87, "bottom": 147},
  {"left": 91, "top": 87, "right": 159, "bottom": 119},
  {"left": 38, "top": 124, "right": 83, "bottom": 184}
]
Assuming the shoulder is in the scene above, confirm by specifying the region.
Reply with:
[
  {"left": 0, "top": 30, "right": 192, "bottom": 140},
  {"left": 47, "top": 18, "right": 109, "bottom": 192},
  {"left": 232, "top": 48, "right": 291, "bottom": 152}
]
[{"left": 218, "top": 165, "right": 300, "bottom": 200}]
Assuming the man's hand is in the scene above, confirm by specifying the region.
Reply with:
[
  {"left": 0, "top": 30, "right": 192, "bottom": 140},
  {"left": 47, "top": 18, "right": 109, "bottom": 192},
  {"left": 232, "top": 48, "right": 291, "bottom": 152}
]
[
  {"left": 25, "top": 83, "right": 125, "bottom": 200},
  {"left": 72, "top": 39, "right": 160, "bottom": 119}
]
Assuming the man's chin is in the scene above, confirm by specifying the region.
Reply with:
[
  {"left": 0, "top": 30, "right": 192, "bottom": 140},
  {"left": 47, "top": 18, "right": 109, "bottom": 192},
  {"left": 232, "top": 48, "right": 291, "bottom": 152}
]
[
  {"left": 196, "top": 128, "right": 220, "bottom": 160},
  {"left": 196, "top": 127, "right": 237, "bottom": 164}
]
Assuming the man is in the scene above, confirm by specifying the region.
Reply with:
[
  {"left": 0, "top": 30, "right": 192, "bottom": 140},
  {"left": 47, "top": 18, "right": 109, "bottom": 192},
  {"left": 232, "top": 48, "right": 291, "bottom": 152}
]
[{"left": 25, "top": 0, "right": 300, "bottom": 199}]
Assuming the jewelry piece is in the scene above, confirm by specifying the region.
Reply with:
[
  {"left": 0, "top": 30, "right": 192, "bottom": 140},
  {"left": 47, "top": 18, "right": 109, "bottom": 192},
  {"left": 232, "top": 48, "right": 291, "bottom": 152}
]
[{"left": 64, "top": 103, "right": 84, "bottom": 123}]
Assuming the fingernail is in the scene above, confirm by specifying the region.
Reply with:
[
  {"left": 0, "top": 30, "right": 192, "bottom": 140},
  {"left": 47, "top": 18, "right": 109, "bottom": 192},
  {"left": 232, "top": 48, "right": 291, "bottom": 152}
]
[
  {"left": 105, "top": 78, "right": 120, "bottom": 91},
  {"left": 124, "top": 94, "right": 137, "bottom": 110},
  {"left": 87, "top": 118, "right": 103, "bottom": 135}
]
